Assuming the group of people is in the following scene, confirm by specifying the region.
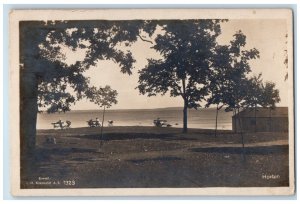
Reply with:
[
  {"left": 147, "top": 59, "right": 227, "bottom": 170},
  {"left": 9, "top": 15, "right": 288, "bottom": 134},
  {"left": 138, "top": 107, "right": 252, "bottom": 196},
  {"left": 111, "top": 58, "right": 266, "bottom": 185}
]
[
  {"left": 52, "top": 118, "right": 174, "bottom": 129},
  {"left": 87, "top": 118, "right": 101, "bottom": 127},
  {"left": 52, "top": 119, "right": 71, "bottom": 129},
  {"left": 153, "top": 118, "right": 172, "bottom": 127},
  {"left": 87, "top": 118, "right": 114, "bottom": 127},
  {"left": 52, "top": 118, "right": 115, "bottom": 129}
]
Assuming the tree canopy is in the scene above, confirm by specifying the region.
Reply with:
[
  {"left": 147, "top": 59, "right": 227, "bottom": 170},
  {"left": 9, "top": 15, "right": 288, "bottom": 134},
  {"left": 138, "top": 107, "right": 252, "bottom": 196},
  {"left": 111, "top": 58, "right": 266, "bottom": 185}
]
[
  {"left": 216, "top": 31, "right": 260, "bottom": 112},
  {"left": 20, "top": 20, "right": 156, "bottom": 155},
  {"left": 137, "top": 20, "right": 226, "bottom": 132},
  {"left": 138, "top": 20, "right": 225, "bottom": 107},
  {"left": 260, "top": 81, "right": 281, "bottom": 108},
  {"left": 137, "top": 23, "right": 260, "bottom": 133},
  {"left": 87, "top": 85, "right": 118, "bottom": 108},
  {"left": 21, "top": 20, "right": 157, "bottom": 113}
]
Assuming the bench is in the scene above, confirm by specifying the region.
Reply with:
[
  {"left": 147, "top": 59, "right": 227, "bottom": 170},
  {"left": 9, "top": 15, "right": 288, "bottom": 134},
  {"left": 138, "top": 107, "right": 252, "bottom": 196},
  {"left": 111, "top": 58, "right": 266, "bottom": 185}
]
[
  {"left": 153, "top": 119, "right": 172, "bottom": 127},
  {"left": 51, "top": 120, "right": 71, "bottom": 129},
  {"left": 87, "top": 120, "right": 101, "bottom": 127}
]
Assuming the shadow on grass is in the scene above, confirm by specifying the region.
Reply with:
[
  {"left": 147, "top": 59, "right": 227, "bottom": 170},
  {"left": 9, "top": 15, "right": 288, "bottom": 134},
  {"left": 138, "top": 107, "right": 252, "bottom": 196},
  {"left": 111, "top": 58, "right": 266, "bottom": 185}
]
[
  {"left": 68, "top": 157, "right": 106, "bottom": 162},
  {"left": 70, "top": 133, "right": 197, "bottom": 141},
  {"left": 129, "top": 156, "right": 183, "bottom": 164},
  {"left": 190, "top": 145, "right": 288, "bottom": 155},
  {"left": 32, "top": 147, "right": 97, "bottom": 162}
]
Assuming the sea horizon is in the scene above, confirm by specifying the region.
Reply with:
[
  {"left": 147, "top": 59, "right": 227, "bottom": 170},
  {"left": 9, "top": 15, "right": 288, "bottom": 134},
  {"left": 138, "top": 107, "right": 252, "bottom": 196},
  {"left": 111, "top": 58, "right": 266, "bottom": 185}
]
[
  {"left": 38, "top": 105, "right": 288, "bottom": 113},
  {"left": 37, "top": 107, "right": 234, "bottom": 130},
  {"left": 39, "top": 106, "right": 192, "bottom": 113}
]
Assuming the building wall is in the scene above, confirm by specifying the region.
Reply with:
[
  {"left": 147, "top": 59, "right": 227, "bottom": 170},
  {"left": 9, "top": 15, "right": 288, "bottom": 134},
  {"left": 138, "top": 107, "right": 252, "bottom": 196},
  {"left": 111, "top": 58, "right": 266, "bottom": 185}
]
[{"left": 232, "top": 117, "right": 288, "bottom": 132}]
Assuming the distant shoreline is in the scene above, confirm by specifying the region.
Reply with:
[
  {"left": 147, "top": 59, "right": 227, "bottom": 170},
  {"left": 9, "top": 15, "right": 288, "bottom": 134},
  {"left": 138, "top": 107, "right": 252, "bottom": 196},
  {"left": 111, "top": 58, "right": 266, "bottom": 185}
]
[
  {"left": 38, "top": 107, "right": 225, "bottom": 113},
  {"left": 38, "top": 107, "right": 184, "bottom": 113},
  {"left": 37, "top": 106, "right": 288, "bottom": 114},
  {"left": 37, "top": 126, "right": 233, "bottom": 133}
]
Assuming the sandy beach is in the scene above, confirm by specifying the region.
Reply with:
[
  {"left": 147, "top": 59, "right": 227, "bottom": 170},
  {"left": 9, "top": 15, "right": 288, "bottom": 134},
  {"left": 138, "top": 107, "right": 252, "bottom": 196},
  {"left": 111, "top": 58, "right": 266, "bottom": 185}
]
[{"left": 21, "top": 126, "right": 289, "bottom": 188}]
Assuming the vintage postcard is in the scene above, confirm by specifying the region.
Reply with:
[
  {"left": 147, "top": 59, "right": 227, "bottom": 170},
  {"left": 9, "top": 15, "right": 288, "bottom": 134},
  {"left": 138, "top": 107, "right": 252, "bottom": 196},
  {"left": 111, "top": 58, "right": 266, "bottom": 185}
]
[{"left": 9, "top": 9, "right": 294, "bottom": 196}]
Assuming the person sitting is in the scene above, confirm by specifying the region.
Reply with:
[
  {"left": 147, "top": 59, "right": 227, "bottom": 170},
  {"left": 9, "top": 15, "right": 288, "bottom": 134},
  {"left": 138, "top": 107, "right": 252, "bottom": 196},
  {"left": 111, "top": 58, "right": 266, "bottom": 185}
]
[
  {"left": 87, "top": 119, "right": 94, "bottom": 127},
  {"left": 65, "top": 120, "right": 71, "bottom": 128},
  {"left": 154, "top": 117, "right": 162, "bottom": 127},
  {"left": 108, "top": 120, "right": 114, "bottom": 126},
  {"left": 57, "top": 119, "right": 64, "bottom": 129},
  {"left": 95, "top": 118, "right": 100, "bottom": 126}
]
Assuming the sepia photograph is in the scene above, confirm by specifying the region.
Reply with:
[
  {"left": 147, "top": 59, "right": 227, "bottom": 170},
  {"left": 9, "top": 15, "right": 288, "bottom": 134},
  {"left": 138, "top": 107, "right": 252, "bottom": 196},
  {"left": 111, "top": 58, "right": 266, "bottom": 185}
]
[{"left": 9, "top": 9, "right": 294, "bottom": 196}]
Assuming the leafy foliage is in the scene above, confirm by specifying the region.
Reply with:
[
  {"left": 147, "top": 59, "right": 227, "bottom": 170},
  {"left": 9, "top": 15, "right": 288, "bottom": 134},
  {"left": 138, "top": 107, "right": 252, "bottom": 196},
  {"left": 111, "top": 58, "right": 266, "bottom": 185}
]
[
  {"left": 138, "top": 20, "right": 225, "bottom": 109},
  {"left": 87, "top": 85, "right": 118, "bottom": 108},
  {"left": 205, "top": 44, "right": 231, "bottom": 110},
  {"left": 241, "top": 74, "right": 280, "bottom": 110},
  {"left": 137, "top": 20, "right": 232, "bottom": 132},
  {"left": 20, "top": 20, "right": 155, "bottom": 113},
  {"left": 214, "top": 31, "right": 260, "bottom": 112},
  {"left": 242, "top": 73, "right": 264, "bottom": 109},
  {"left": 260, "top": 81, "right": 281, "bottom": 108}
]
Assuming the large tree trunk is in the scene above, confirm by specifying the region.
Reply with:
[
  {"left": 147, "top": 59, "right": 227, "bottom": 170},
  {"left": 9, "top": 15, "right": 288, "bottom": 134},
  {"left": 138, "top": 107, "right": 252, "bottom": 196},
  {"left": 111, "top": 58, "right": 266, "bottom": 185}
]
[
  {"left": 20, "top": 72, "right": 38, "bottom": 158},
  {"left": 181, "top": 78, "right": 188, "bottom": 133},
  {"left": 183, "top": 99, "right": 188, "bottom": 133},
  {"left": 20, "top": 71, "right": 39, "bottom": 186}
]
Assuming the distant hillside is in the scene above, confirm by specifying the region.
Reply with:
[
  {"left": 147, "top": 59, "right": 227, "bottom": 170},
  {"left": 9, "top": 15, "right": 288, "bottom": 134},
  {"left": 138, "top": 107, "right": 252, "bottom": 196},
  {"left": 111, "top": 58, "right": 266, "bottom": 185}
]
[
  {"left": 67, "top": 107, "right": 183, "bottom": 112},
  {"left": 39, "top": 106, "right": 233, "bottom": 114},
  {"left": 67, "top": 107, "right": 219, "bottom": 112}
]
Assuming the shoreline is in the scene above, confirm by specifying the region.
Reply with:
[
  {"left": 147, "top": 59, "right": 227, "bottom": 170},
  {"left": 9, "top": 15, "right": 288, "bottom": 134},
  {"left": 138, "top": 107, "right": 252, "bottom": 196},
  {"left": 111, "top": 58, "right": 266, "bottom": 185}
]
[
  {"left": 37, "top": 126, "right": 233, "bottom": 135},
  {"left": 36, "top": 108, "right": 234, "bottom": 130}
]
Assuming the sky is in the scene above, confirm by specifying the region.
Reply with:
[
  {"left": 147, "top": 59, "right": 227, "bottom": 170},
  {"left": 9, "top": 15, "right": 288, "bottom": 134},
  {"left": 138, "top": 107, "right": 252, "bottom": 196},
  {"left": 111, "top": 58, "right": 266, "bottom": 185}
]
[{"left": 66, "top": 19, "right": 289, "bottom": 110}]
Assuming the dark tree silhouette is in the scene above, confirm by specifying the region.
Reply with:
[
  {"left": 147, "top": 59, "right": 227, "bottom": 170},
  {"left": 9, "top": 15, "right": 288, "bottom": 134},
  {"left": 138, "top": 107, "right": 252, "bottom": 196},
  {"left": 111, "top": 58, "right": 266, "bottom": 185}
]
[
  {"left": 260, "top": 81, "right": 281, "bottom": 108},
  {"left": 220, "top": 31, "right": 260, "bottom": 157},
  {"left": 205, "top": 45, "right": 231, "bottom": 137},
  {"left": 242, "top": 73, "right": 264, "bottom": 132},
  {"left": 137, "top": 20, "right": 226, "bottom": 133},
  {"left": 222, "top": 31, "right": 260, "bottom": 115},
  {"left": 260, "top": 81, "right": 281, "bottom": 131},
  {"left": 87, "top": 85, "right": 118, "bottom": 150},
  {"left": 20, "top": 20, "right": 157, "bottom": 156},
  {"left": 206, "top": 31, "right": 259, "bottom": 137},
  {"left": 242, "top": 75, "right": 281, "bottom": 132}
]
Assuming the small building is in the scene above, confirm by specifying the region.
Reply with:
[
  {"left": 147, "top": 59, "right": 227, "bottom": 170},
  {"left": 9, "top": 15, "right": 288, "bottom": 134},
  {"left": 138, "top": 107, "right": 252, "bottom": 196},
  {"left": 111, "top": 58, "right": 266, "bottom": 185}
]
[{"left": 232, "top": 107, "right": 288, "bottom": 132}]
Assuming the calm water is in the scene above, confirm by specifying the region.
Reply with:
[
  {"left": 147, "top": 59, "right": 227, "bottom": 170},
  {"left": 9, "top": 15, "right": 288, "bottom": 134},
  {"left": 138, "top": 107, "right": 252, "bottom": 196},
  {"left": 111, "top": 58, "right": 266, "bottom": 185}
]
[{"left": 37, "top": 108, "right": 233, "bottom": 130}]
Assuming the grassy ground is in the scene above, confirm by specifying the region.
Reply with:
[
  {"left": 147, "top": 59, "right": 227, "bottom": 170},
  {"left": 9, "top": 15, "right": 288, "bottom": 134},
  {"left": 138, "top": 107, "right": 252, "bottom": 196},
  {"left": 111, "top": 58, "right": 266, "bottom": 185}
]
[{"left": 21, "top": 126, "right": 289, "bottom": 188}]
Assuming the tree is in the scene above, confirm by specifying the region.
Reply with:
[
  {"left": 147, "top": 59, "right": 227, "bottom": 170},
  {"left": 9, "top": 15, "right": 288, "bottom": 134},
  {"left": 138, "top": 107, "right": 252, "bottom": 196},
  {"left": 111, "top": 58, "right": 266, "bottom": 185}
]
[
  {"left": 20, "top": 20, "right": 156, "bottom": 156},
  {"left": 137, "top": 20, "right": 225, "bottom": 133},
  {"left": 205, "top": 45, "right": 231, "bottom": 137},
  {"left": 221, "top": 31, "right": 259, "bottom": 157},
  {"left": 206, "top": 31, "right": 259, "bottom": 137},
  {"left": 260, "top": 81, "right": 281, "bottom": 108},
  {"left": 260, "top": 81, "right": 281, "bottom": 131},
  {"left": 87, "top": 86, "right": 118, "bottom": 150},
  {"left": 242, "top": 75, "right": 281, "bottom": 132},
  {"left": 222, "top": 31, "right": 260, "bottom": 113},
  {"left": 242, "top": 74, "right": 264, "bottom": 132}
]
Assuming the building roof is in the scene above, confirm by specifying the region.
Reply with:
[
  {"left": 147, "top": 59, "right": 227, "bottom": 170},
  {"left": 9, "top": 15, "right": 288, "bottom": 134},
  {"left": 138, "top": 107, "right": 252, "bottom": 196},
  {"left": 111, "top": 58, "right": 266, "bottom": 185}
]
[{"left": 232, "top": 107, "right": 288, "bottom": 118}]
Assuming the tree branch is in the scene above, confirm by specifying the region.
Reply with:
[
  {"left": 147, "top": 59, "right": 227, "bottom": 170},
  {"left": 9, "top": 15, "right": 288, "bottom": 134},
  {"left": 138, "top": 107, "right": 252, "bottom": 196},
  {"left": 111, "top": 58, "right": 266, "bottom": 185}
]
[
  {"left": 217, "top": 104, "right": 224, "bottom": 110},
  {"left": 138, "top": 34, "right": 153, "bottom": 44}
]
